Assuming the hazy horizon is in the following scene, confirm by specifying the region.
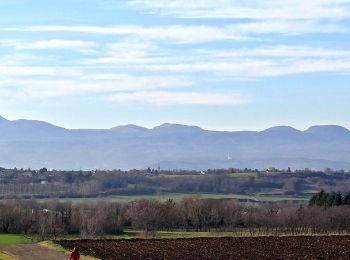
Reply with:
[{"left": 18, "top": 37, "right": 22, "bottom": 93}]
[{"left": 1, "top": 114, "right": 350, "bottom": 132}]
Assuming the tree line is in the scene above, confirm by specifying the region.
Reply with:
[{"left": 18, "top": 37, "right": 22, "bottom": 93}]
[
  {"left": 1, "top": 167, "right": 350, "bottom": 199},
  {"left": 2, "top": 197, "right": 350, "bottom": 239},
  {"left": 309, "top": 190, "right": 350, "bottom": 207}
]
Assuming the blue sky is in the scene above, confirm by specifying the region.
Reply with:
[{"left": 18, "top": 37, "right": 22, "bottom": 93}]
[{"left": 0, "top": 0, "right": 350, "bottom": 130}]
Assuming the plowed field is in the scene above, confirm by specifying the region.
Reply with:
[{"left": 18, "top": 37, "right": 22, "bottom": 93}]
[{"left": 56, "top": 236, "right": 350, "bottom": 260}]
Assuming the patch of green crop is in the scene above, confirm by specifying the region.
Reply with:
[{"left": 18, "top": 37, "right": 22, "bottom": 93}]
[
  {"left": 31, "top": 192, "right": 309, "bottom": 204},
  {"left": 0, "top": 234, "right": 33, "bottom": 245}
]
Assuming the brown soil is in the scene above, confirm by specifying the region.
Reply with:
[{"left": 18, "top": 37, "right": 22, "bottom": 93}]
[{"left": 56, "top": 235, "right": 350, "bottom": 260}]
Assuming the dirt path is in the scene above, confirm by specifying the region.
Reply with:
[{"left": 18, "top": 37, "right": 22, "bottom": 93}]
[{"left": 0, "top": 243, "right": 68, "bottom": 260}]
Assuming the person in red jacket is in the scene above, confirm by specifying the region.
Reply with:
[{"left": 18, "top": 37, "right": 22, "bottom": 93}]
[{"left": 70, "top": 247, "right": 80, "bottom": 260}]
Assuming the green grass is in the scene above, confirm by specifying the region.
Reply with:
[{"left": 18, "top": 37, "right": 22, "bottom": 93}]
[
  {"left": 43, "top": 241, "right": 97, "bottom": 260},
  {"left": 119, "top": 229, "right": 350, "bottom": 239},
  {"left": 47, "top": 229, "right": 350, "bottom": 246},
  {"left": 54, "top": 229, "right": 340, "bottom": 241},
  {"left": 0, "top": 234, "right": 33, "bottom": 245},
  {"left": 47, "top": 230, "right": 245, "bottom": 240},
  {"left": 49, "top": 230, "right": 252, "bottom": 240},
  {"left": 229, "top": 172, "right": 259, "bottom": 178},
  {"left": 156, "top": 230, "right": 350, "bottom": 238},
  {"left": 155, "top": 231, "right": 240, "bottom": 239},
  {"left": 40, "top": 192, "right": 308, "bottom": 204}
]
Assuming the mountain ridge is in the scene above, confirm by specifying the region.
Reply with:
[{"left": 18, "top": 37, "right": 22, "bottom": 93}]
[
  {"left": 0, "top": 115, "right": 349, "bottom": 133},
  {"left": 0, "top": 115, "right": 350, "bottom": 170}
]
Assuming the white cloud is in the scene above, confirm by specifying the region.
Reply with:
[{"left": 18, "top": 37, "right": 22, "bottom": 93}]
[
  {"left": 3, "top": 0, "right": 349, "bottom": 49},
  {"left": 229, "top": 20, "right": 346, "bottom": 35},
  {"left": 205, "top": 46, "right": 350, "bottom": 58},
  {"left": 88, "top": 44, "right": 350, "bottom": 77},
  {"left": 1, "top": 39, "right": 98, "bottom": 53},
  {"left": 19, "top": 40, "right": 97, "bottom": 52},
  {"left": 5, "top": 20, "right": 341, "bottom": 46},
  {"left": 0, "top": 53, "right": 39, "bottom": 66},
  {"left": 3, "top": 25, "right": 251, "bottom": 43},
  {"left": 0, "top": 66, "right": 83, "bottom": 77},
  {"left": 107, "top": 91, "right": 248, "bottom": 105},
  {"left": 0, "top": 72, "right": 194, "bottom": 98},
  {"left": 142, "top": 58, "right": 350, "bottom": 77},
  {"left": 0, "top": 68, "right": 247, "bottom": 105},
  {"left": 127, "top": 0, "right": 350, "bottom": 20},
  {"left": 1, "top": 2, "right": 349, "bottom": 105},
  {"left": 93, "top": 41, "right": 168, "bottom": 65},
  {"left": 4, "top": 41, "right": 350, "bottom": 83}
]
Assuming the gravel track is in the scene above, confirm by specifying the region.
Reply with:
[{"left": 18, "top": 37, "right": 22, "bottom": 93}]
[{"left": 0, "top": 243, "right": 67, "bottom": 260}]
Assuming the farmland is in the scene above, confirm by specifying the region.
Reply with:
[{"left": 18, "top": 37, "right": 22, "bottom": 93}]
[
  {"left": 56, "top": 236, "right": 350, "bottom": 259},
  {"left": 1, "top": 167, "right": 347, "bottom": 202},
  {"left": 0, "top": 234, "right": 32, "bottom": 244},
  {"left": 42, "top": 192, "right": 308, "bottom": 203},
  {"left": 3, "top": 232, "right": 350, "bottom": 259},
  {"left": 0, "top": 167, "right": 349, "bottom": 259}
]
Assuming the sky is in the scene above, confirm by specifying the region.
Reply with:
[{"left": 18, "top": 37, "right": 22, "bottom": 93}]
[{"left": 0, "top": 0, "right": 350, "bottom": 131}]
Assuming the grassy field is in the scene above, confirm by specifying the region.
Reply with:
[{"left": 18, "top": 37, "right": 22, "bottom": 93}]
[
  {"left": 43, "top": 193, "right": 308, "bottom": 204},
  {"left": 41, "top": 230, "right": 242, "bottom": 241},
  {"left": 229, "top": 172, "right": 259, "bottom": 177},
  {"left": 48, "top": 229, "right": 349, "bottom": 243},
  {"left": 0, "top": 234, "right": 33, "bottom": 245},
  {"left": 106, "top": 230, "right": 350, "bottom": 240},
  {"left": 142, "top": 231, "right": 248, "bottom": 239},
  {"left": 120, "top": 230, "right": 344, "bottom": 239}
]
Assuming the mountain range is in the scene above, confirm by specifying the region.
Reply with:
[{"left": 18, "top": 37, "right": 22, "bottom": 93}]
[{"left": 0, "top": 116, "right": 350, "bottom": 170}]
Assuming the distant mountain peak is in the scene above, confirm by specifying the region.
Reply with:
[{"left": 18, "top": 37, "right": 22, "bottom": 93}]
[
  {"left": 14, "top": 119, "right": 64, "bottom": 127},
  {"left": 110, "top": 124, "right": 148, "bottom": 132},
  {"left": 153, "top": 123, "right": 203, "bottom": 131},
  {"left": 262, "top": 126, "right": 301, "bottom": 133},
  {"left": 305, "top": 125, "right": 350, "bottom": 135}
]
